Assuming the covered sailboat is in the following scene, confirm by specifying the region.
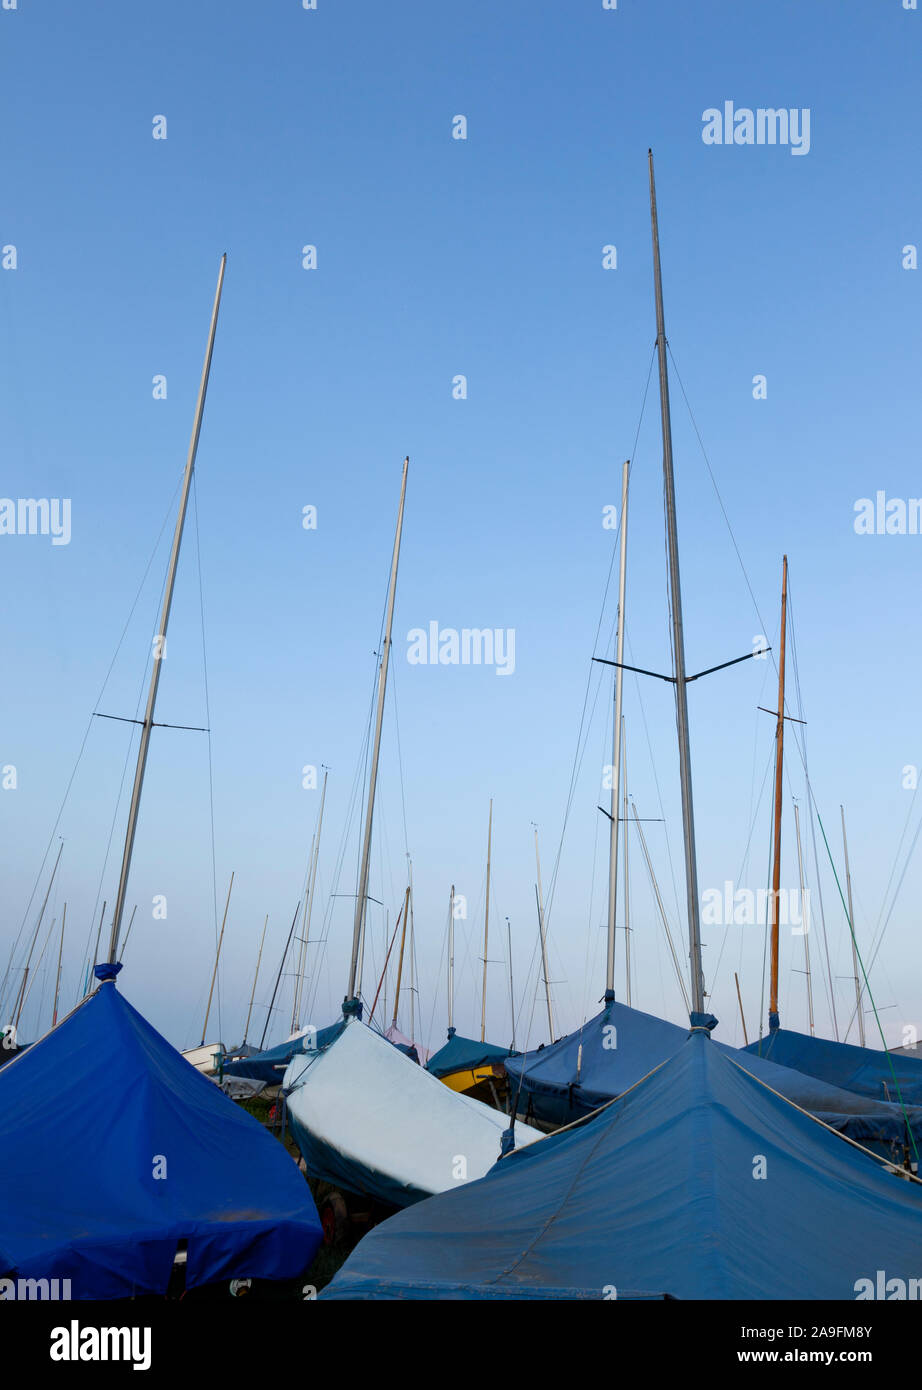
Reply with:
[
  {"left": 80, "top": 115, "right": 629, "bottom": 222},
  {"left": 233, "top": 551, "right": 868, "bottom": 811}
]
[
  {"left": 505, "top": 996, "right": 922, "bottom": 1151},
  {"left": 323, "top": 149, "right": 922, "bottom": 1299},
  {"left": 323, "top": 1026, "right": 922, "bottom": 1301},
  {"left": 286, "top": 1013, "right": 539, "bottom": 1208},
  {"left": 284, "top": 458, "right": 541, "bottom": 1209},
  {"left": 0, "top": 965, "right": 322, "bottom": 1298},
  {"left": 745, "top": 1026, "right": 922, "bottom": 1108},
  {"left": 426, "top": 1027, "right": 515, "bottom": 1094},
  {"left": 0, "top": 257, "right": 323, "bottom": 1298}
]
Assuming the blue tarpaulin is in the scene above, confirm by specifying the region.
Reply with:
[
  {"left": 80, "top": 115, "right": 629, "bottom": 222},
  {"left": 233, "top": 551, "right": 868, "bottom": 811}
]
[
  {"left": 0, "top": 974, "right": 323, "bottom": 1298},
  {"left": 323, "top": 1028, "right": 922, "bottom": 1300},
  {"left": 426, "top": 1028, "right": 515, "bottom": 1080},
  {"left": 223, "top": 1022, "right": 345, "bottom": 1086},
  {"left": 745, "top": 1027, "right": 922, "bottom": 1107},
  {"left": 504, "top": 999, "right": 922, "bottom": 1148}
]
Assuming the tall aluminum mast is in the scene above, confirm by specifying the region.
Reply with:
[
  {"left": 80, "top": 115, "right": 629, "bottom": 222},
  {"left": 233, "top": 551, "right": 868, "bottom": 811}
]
[
  {"left": 106, "top": 256, "right": 227, "bottom": 964},
  {"left": 648, "top": 153, "right": 705, "bottom": 1015},
  {"left": 345, "top": 457, "right": 409, "bottom": 1005}
]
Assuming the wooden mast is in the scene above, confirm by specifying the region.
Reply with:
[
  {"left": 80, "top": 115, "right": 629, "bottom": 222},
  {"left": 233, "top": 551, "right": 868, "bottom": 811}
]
[
  {"left": 480, "top": 798, "right": 493, "bottom": 1043},
  {"left": 768, "top": 554, "right": 788, "bottom": 1031},
  {"left": 734, "top": 971, "right": 749, "bottom": 1046}
]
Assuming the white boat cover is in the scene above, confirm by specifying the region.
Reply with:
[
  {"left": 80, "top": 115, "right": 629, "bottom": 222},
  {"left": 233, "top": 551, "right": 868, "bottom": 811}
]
[
  {"left": 181, "top": 1041, "right": 223, "bottom": 1074},
  {"left": 284, "top": 1017, "right": 541, "bottom": 1206}
]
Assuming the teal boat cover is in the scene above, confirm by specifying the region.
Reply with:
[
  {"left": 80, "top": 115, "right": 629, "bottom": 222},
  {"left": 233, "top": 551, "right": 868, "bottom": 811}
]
[
  {"left": 426, "top": 1027, "right": 515, "bottom": 1080},
  {"left": 504, "top": 998, "right": 922, "bottom": 1151},
  {"left": 323, "top": 1028, "right": 922, "bottom": 1300},
  {"left": 745, "top": 1027, "right": 922, "bottom": 1107},
  {"left": 0, "top": 969, "right": 323, "bottom": 1298}
]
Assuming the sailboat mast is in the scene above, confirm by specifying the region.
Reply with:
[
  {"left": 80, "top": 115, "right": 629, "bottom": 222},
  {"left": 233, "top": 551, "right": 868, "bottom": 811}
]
[
  {"left": 506, "top": 918, "right": 515, "bottom": 1050},
  {"left": 768, "top": 555, "right": 788, "bottom": 1030},
  {"left": 107, "top": 256, "right": 227, "bottom": 965},
  {"left": 622, "top": 718, "right": 632, "bottom": 1006},
  {"left": 243, "top": 913, "right": 269, "bottom": 1045},
  {"left": 295, "top": 765, "right": 328, "bottom": 1029},
  {"left": 260, "top": 901, "right": 300, "bottom": 1050},
  {"left": 52, "top": 902, "right": 67, "bottom": 1028},
  {"left": 605, "top": 459, "right": 630, "bottom": 998},
  {"left": 480, "top": 798, "right": 493, "bottom": 1043},
  {"left": 201, "top": 870, "right": 234, "bottom": 1044},
  {"left": 118, "top": 906, "right": 138, "bottom": 962},
  {"left": 793, "top": 802, "right": 815, "bottom": 1035},
  {"left": 533, "top": 825, "right": 554, "bottom": 1039},
  {"left": 840, "top": 806, "right": 866, "bottom": 1047},
  {"left": 391, "top": 885, "right": 412, "bottom": 1029},
  {"left": 734, "top": 971, "right": 749, "bottom": 1046},
  {"left": 346, "top": 457, "right": 409, "bottom": 1005},
  {"left": 447, "top": 884, "right": 455, "bottom": 1031},
  {"left": 12, "top": 840, "right": 64, "bottom": 1027},
  {"left": 648, "top": 150, "right": 705, "bottom": 1016},
  {"left": 291, "top": 834, "right": 315, "bottom": 1033}
]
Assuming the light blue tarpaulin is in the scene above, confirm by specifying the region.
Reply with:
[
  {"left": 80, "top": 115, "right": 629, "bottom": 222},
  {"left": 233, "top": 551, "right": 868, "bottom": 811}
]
[
  {"left": 504, "top": 999, "right": 922, "bottom": 1149},
  {"left": 0, "top": 971, "right": 323, "bottom": 1299},
  {"left": 426, "top": 1028, "right": 515, "bottom": 1080},
  {"left": 323, "top": 1029, "right": 922, "bottom": 1300},
  {"left": 745, "top": 1027, "right": 922, "bottom": 1107}
]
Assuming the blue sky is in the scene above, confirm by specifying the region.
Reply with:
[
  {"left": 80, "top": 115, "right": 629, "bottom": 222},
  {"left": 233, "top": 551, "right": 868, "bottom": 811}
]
[{"left": 2, "top": 0, "right": 921, "bottom": 1057}]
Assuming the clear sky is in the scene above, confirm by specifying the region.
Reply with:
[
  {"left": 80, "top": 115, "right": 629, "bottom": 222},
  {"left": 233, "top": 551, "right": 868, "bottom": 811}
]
[{"left": 2, "top": 0, "right": 921, "bottom": 1059}]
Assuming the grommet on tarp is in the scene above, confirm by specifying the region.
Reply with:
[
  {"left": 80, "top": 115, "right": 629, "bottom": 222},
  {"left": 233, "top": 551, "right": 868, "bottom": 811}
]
[
  {"left": 341, "top": 997, "right": 363, "bottom": 1020},
  {"left": 500, "top": 1126, "right": 516, "bottom": 1156},
  {"left": 94, "top": 962, "right": 123, "bottom": 983},
  {"left": 689, "top": 1011, "right": 718, "bottom": 1033}
]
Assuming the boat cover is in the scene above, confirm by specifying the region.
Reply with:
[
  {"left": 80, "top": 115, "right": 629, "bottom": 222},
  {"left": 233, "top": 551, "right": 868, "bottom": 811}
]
[
  {"left": 0, "top": 970, "right": 322, "bottom": 1298},
  {"left": 222, "top": 1020, "right": 345, "bottom": 1085},
  {"left": 504, "top": 998, "right": 922, "bottom": 1147},
  {"left": 745, "top": 1026, "right": 922, "bottom": 1107},
  {"left": 323, "top": 1027, "right": 922, "bottom": 1300},
  {"left": 426, "top": 1027, "right": 515, "bottom": 1080},
  {"left": 283, "top": 1016, "right": 540, "bottom": 1208}
]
